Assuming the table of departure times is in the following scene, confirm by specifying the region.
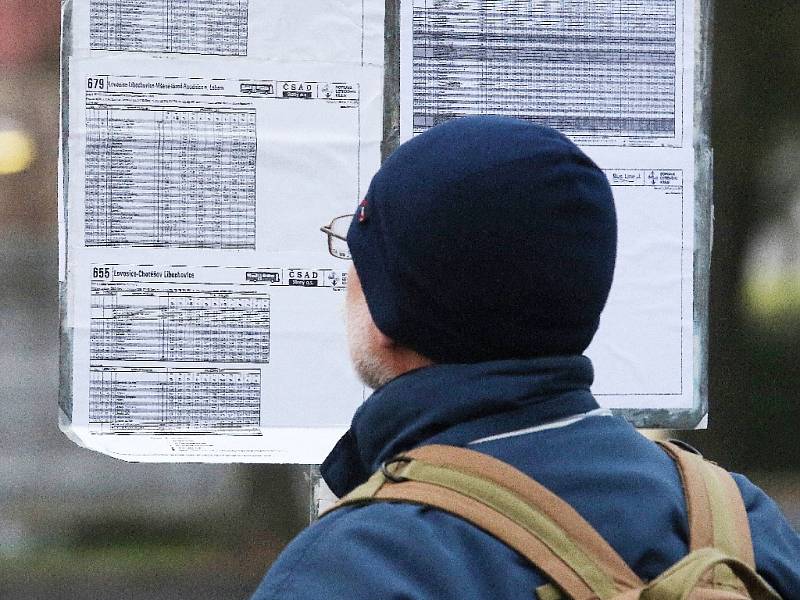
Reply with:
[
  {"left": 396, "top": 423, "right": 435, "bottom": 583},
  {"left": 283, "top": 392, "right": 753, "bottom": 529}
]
[
  {"left": 90, "top": 288, "right": 270, "bottom": 363},
  {"left": 412, "top": 0, "right": 678, "bottom": 141},
  {"left": 90, "top": 0, "right": 249, "bottom": 55},
  {"left": 89, "top": 368, "right": 261, "bottom": 433},
  {"left": 85, "top": 107, "right": 257, "bottom": 249}
]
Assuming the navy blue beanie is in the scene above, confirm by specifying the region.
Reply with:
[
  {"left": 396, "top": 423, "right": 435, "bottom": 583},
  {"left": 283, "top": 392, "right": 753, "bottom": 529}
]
[{"left": 347, "top": 115, "right": 617, "bottom": 364}]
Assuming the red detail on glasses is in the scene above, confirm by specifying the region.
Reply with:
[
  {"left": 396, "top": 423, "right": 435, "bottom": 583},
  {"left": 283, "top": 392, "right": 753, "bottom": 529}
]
[{"left": 358, "top": 198, "right": 368, "bottom": 223}]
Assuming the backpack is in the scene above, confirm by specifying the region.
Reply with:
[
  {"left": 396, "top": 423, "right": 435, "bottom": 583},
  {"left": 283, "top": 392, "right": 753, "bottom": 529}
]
[{"left": 322, "top": 441, "right": 782, "bottom": 599}]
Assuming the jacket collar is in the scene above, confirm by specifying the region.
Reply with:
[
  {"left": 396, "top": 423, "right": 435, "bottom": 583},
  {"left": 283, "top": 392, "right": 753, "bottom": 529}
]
[{"left": 321, "top": 355, "right": 599, "bottom": 497}]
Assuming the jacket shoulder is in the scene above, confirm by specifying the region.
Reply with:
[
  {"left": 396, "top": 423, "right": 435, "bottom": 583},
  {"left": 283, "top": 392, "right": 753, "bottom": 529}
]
[
  {"left": 730, "top": 472, "right": 800, "bottom": 597},
  {"left": 250, "top": 500, "right": 545, "bottom": 600}
]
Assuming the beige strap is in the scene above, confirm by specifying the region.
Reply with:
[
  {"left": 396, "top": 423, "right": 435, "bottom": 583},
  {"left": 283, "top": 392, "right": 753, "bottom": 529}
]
[
  {"left": 329, "top": 444, "right": 644, "bottom": 599},
  {"left": 658, "top": 441, "right": 756, "bottom": 591},
  {"left": 642, "top": 547, "right": 780, "bottom": 600},
  {"left": 406, "top": 445, "right": 643, "bottom": 589},
  {"left": 372, "top": 480, "right": 599, "bottom": 600},
  {"left": 327, "top": 443, "right": 764, "bottom": 599},
  {"left": 657, "top": 441, "right": 715, "bottom": 552},
  {"left": 536, "top": 584, "right": 563, "bottom": 600}
]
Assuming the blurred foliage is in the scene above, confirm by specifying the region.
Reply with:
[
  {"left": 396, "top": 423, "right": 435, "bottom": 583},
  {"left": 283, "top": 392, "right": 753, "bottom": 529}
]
[
  {"left": 680, "top": 1, "right": 800, "bottom": 471},
  {"left": 744, "top": 275, "right": 800, "bottom": 325},
  {"left": 0, "top": 70, "right": 58, "bottom": 235},
  {"left": 0, "top": 129, "right": 37, "bottom": 175},
  {"left": 0, "top": 0, "right": 60, "bottom": 68}
]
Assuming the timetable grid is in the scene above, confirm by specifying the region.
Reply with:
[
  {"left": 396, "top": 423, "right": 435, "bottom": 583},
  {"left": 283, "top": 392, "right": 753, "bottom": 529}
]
[
  {"left": 412, "top": 0, "right": 678, "bottom": 140},
  {"left": 90, "top": 289, "right": 270, "bottom": 363},
  {"left": 89, "top": 368, "right": 261, "bottom": 433},
  {"left": 85, "top": 107, "right": 257, "bottom": 249},
  {"left": 90, "top": 0, "right": 249, "bottom": 56}
]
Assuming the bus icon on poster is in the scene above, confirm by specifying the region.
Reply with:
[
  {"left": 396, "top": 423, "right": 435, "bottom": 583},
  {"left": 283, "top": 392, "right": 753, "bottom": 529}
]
[{"left": 246, "top": 271, "right": 281, "bottom": 283}]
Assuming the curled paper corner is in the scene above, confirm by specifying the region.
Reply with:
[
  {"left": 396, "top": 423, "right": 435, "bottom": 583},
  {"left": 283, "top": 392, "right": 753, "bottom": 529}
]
[{"left": 694, "top": 413, "right": 709, "bottom": 430}]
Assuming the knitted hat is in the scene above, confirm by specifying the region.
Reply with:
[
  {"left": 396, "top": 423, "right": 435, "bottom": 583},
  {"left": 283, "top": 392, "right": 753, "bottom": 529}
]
[{"left": 347, "top": 116, "right": 616, "bottom": 364}]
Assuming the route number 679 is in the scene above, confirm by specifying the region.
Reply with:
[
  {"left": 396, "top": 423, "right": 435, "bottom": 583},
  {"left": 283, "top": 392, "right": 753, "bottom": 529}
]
[{"left": 87, "top": 77, "right": 105, "bottom": 90}]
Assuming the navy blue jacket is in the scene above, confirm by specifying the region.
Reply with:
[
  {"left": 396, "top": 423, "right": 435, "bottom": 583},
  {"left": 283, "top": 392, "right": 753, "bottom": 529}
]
[{"left": 252, "top": 357, "right": 800, "bottom": 599}]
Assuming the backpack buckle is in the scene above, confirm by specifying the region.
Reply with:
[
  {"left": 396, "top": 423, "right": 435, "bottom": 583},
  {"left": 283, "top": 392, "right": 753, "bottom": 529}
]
[{"left": 381, "top": 456, "right": 413, "bottom": 483}]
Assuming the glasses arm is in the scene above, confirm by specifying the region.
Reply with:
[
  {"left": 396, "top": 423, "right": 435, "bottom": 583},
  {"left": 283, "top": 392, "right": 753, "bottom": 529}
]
[{"left": 320, "top": 225, "right": 348, "bottom": 243}]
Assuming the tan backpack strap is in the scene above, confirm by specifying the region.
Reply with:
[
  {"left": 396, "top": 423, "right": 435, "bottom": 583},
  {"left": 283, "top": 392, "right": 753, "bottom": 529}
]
[
  {"left": 658, "top": 441, "right": 756, "bottom": 591},
  {"left": 642, "top": 547, "right": 781, "bottom": 600},
  {"left": 325, "top": 444, "right": 643, "bottom": 600}
]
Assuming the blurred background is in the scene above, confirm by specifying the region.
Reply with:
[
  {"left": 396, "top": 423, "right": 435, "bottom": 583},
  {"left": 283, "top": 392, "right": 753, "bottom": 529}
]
[
  {"left": 1, "top": 1, "right": 799, "bottom": 598},
  {"left": 1, "top": 3, "right": 308, "bottom": 598}
]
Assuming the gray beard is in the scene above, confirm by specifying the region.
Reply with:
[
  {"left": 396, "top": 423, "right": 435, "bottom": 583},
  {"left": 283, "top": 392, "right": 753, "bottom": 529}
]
[
  {"left": 350, "top": 351, "right": 397, "bottom": 390},
  {"left": 345, "top": 297, "right": 399, "bottom": 390}
]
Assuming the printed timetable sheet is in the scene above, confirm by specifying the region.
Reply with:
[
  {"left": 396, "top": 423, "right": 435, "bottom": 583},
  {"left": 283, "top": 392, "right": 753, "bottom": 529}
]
[
  {"left": 403, "top": 0, "right": 684, "bottom": 146},
  {"left": 401, "top": 0, "right": 700, "bottom": 414},
  {"left": 61, "top": 0, "right": 383, "bottom": 462},
  {"left": 62, "top": 0, "right": 706, "bottom": 464}
]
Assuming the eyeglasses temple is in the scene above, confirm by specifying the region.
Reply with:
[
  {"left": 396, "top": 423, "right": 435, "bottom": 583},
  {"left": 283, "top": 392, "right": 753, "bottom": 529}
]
[{"left": 320, "top": 225, "right": 347, "bottom": 243}]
